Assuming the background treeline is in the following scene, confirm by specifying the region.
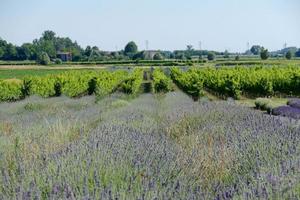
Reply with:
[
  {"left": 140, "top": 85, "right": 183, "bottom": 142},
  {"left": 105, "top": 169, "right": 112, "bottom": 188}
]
[{"left": 1, "top": 30, "right": 300, "bottom": 64}]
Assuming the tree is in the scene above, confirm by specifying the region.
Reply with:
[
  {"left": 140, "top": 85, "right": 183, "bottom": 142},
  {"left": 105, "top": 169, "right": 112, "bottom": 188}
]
[
  {"left": 285, "top": 51, "right": 292, "bottom": 60},
  {"left": 21, "top": 43, "right": 36, "bottom": 60},
  {"left": 4, "top": 43, "right": 17, "bottom": 60},
  {"left": 185, "top": 45, "right": 194, "bottom": 60},
  {"left": 260, "top": 48, "right": 269, "bottom": 60},
  {"left": 37, "top": 52, "right": 51, "bottom": 65},
  {"left": 42, "top": 30, "right": 56, "bottom": 41},
  {"left": 84, "top": 46, "right": 92, "bottom": 57},
  {"left": 153, "top": 53, "right": 164, "bottom": 60},
  {"left": 124, "top": 41, "right": 138, "bottom": 56},
  {"left": 224, "top": 50, "right": 229, "bottom": 58},
  {"left": 207, "top": 52, "right": 215, "bottom": 61},
  {"left": 235, "top": 55, "right": 240, "bottom": 61},
  {"left": 250, "top": 45, "right": 262, "bottom": 55}
]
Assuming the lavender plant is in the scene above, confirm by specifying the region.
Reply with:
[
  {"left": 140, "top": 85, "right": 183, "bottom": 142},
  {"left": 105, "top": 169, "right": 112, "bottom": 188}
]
[{"left": 0, "top": 91, "right": 299, "bottom": 199}]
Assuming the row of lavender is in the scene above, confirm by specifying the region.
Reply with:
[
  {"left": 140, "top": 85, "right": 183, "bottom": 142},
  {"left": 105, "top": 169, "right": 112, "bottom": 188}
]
[{"left": 1, "top": 92, "right": 300, "bottom": 199}]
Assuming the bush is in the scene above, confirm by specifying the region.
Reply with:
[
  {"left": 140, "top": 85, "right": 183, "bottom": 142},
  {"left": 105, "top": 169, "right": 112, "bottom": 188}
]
[
  {"left": 285, "top": 51, "right": 292, "bottom": 60},
  {"left": 153, "top": 53, "right": 164, "bottom": 60},
  {"left": 36, "top": 52, "right": 51, "bottom": 65},
  {"left": 255, "top": 98, "right": 271, "bottom": 111},
  {"left": 54, "top": 58, "right": 63, "bottom": 64},
  {"left": 207, "top": 52, "right": 215, "bottom": 61},
  {"left": 260, "top": 48, "right": 269, "bottom": 60}
]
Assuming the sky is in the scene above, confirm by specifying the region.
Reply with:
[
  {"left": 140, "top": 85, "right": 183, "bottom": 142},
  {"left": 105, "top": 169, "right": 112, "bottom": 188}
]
[{"left": 0, "top": 0, "right": 299, "bottom": 52}]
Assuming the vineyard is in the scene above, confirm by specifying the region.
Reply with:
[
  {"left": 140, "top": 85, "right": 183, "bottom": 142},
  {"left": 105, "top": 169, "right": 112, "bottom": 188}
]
[
  {"left": 1, "top": 65, "right": 300, "bottom": 102},
  {"left": 0, "top": 69, "right": 144, "bottom": 101},
  {"left": 170, "top": 66, "right": 300, "bottom": 99}
]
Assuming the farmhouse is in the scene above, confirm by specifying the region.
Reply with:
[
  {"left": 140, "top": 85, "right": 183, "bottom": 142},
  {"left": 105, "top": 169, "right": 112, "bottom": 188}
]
[{"left": 57, "top": 52, "right": 72, "bottom": 61}]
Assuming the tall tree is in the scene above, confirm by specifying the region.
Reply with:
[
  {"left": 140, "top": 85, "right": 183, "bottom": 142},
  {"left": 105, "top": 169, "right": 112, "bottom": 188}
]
[
  {"left": 250, "top": 45, "right": 262, "bottom": 55},
  {"left": 260, "top": 48, "right": 269, "bottom": 60},
  {"left": 124, "top": 41, "right": 138, "bottom": 56}
]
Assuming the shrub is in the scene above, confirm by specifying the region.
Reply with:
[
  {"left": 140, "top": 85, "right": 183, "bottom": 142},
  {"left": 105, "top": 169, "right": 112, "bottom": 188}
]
[
  {"left": 36, "top": 52, "right": 51, "bottom": 65},
  {"left": 285, "top": 51, "right": 292, "bottom": 60},
  {"left": 153, "top": 53, "right": 164, "bottom": 60},
  {"left": 54, "top": 58, "right": 63, "bottom": 64},
  {"left": 207, "top": 52, "right": 215, "bottom": 61},
  {"left": 260, "top": 48, "right": 269, "bottom": 60},
  {"left": 254, "top": 98, "right": 271, "bottom": 110}
]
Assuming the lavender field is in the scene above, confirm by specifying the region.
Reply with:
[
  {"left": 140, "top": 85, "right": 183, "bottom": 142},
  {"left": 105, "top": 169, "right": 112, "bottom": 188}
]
[{"left": 0, "top": 92, "right": 300, "bottom": 199}]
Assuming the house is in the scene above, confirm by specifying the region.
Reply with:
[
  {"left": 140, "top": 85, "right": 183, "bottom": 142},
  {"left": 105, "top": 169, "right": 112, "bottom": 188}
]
[{"left": 57, "top": 52, "right": 72, "bottom": 61}]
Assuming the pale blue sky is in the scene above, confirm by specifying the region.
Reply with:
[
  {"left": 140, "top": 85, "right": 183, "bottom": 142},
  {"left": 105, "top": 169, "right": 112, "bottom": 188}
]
[{"left": 0, "top": 0, "right": 299, "bottom": 52}]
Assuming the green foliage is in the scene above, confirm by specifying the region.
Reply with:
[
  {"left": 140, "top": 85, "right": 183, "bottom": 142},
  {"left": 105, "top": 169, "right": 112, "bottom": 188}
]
[
  {"left": 197, "top": 66, "right": 300, "bottom": 99},
  {"left": 153, "top": 53, "right": 164, "bottom": 60},
  {"left": 0, "top": 80, "right": 23, "bottom": 101},
  {"left": 36, "top": 52, "right": 51, "bottom": 65},
  {"left": 54, "top": 58, "right": 62, "bottom": 64},
  {"left": 260, "top": 48, "right": 269, "bottom": 60},
  {"left": 95, "top": 71, "right": 128, "bottom": 98},
  {"left": 250, "top": 45, "right": 262, "bottom": 55},
  {"left": 285, "top": 51, "right": 292, "bottom": 60},
  {"left": 58, "top": 71, "right": 96, "bottom": 97},
  {"left": 170, "top": 66, "right": 300, "bottom": 100},
  {"left": 124, "top": 41, "right": 138, "bottom": 56},
  {"left": 152, "top": 68, "right": 173, "bottom": 93},
  {"left": 170, "top": 68, "right": 204, "bottom": 100},
  {"left": 121, "top": 69, "right": 143, "bottom": 95},
  {"left": 255, "top": 98, "right": 271, "bottom": 110},
  {"left": 23, "top": 75, "right": 59, "bottom": 97},
  {"left": 207, "top": 52, "right": 215, "bottom": 61}
]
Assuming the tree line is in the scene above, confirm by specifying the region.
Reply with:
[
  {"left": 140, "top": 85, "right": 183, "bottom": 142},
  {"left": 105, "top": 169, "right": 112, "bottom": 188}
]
[{"left": 0, "top": 30, "right": 299, "bottom": 64}]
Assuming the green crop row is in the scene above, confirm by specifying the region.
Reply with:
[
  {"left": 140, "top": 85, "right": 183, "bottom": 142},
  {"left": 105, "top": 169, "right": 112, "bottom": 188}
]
[
  {"left": 171, "top": 66, "right": 300, "bottom": 100},
  {"left": 170, "top": 67, "right": 204, "bottom": 100},
  {"left": 152, "top": 68, "right": 173, "bottom": 93},
  {"left": 0, "top": 80, "right": 24, "bottom": 101},
  {"left": 0, "top": 70, "right": 131, "bottom": 102},
  {"left": 121, "top": 69, "right": 143, "bottom": 96}
]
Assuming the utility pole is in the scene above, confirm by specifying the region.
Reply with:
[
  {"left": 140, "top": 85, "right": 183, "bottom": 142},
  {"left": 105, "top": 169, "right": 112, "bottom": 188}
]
[
  {"left": 145, "top": 40, "right": 149, "bottom": 51},
  {"left": 198, "top": 41, "right": 202, "bottom": 51},
  {"left": 283, "top": 42, "right": 287, "bottom": 49}
]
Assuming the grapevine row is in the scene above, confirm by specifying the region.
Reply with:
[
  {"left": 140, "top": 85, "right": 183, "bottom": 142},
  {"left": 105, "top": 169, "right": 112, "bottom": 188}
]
[{"left": 0, "top": 70, "right": 143, "bottom": 101}]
